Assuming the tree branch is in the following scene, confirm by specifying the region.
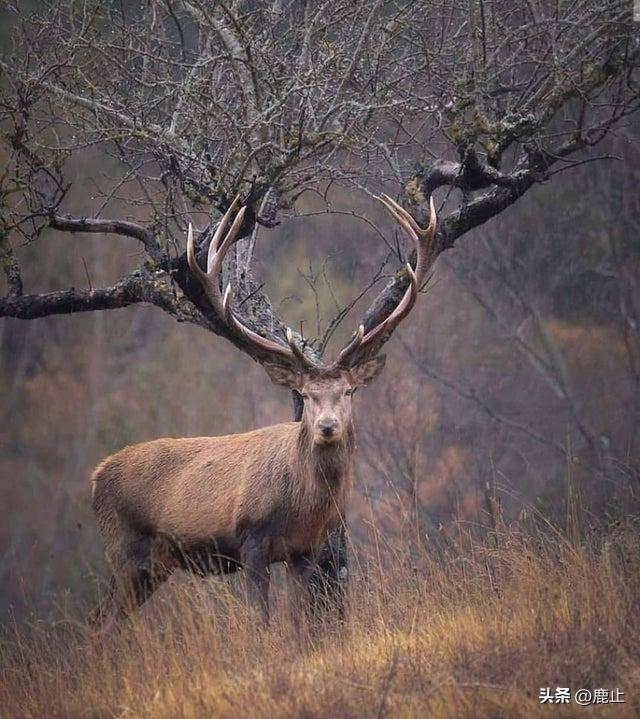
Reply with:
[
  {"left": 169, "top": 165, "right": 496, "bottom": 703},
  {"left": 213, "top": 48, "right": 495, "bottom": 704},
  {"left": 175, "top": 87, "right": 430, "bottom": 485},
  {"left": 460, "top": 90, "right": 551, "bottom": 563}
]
[
  {"left": 415, "top": 149, "right": 525, "bottom": 196},
  {"left": 0, "top": 276, "right": 145, "bottom": 319},
  {"left": 49, "top": 213, "right": 162, "bottom": 261},
  {"left": 0, "top": 270, "right": 186, "bottom": 321}
]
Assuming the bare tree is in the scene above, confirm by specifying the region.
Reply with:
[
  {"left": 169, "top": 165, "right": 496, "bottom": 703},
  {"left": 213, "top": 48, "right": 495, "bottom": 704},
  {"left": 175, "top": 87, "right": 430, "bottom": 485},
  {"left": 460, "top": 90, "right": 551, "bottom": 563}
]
[{"left": 1, "top": 0, "right": 638, "bottom": 612}]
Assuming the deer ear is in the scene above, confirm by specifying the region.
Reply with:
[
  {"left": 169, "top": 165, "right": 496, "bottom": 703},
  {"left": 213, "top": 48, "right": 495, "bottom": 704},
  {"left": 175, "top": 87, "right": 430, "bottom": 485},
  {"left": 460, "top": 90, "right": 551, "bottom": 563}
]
[
  {"left": 263, "top": 363, "right": 303, "bottom": 389},
  {"left": 350, "top": 355, "right": 386, "bottom": 387}
]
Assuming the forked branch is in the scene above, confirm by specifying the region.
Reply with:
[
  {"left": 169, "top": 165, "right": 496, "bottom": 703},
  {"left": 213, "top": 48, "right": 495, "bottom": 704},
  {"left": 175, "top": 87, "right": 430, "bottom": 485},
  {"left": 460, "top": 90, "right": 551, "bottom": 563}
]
[{"left": 186, "top": 195, "right": 436, "bottom": 373}]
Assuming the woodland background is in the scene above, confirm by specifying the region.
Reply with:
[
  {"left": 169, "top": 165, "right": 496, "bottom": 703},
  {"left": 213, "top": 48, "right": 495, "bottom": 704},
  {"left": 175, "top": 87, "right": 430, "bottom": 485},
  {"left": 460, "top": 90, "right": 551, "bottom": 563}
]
[
  {"left": 2, "top": 125, "right": 639, "bottom": 621},
  {"left": 0, "top": 1, "right": 638, "bottom": 624},
  {"left": 1, "top": 4, "right": 640, "bottom": 717}
]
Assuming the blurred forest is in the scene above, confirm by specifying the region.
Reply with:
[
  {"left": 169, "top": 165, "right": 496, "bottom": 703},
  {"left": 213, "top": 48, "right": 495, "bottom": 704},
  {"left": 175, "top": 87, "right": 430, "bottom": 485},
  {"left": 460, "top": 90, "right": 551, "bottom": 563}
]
[
  {"left": 2, "top": 126, "right": 639, "bottom": 619},
  {"left": 0, "top": 0, "right": 638, "bottom": 623}
]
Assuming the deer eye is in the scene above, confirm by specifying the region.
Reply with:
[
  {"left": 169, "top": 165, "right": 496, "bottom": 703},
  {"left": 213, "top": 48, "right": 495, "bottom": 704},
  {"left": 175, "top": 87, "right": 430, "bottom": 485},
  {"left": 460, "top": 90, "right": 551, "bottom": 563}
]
[
  {"left": 345, "top": 388, "right": 353, "bottom": 397},
  {"left": 300, "top": 392, "right": 309, "bottom": 401}
]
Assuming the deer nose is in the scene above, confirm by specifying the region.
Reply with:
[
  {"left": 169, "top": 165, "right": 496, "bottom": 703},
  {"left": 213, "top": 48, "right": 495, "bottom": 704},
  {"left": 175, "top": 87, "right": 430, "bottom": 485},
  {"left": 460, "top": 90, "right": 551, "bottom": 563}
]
[{"left": 319, "top": 418, "right": 338, "bottom": 437}]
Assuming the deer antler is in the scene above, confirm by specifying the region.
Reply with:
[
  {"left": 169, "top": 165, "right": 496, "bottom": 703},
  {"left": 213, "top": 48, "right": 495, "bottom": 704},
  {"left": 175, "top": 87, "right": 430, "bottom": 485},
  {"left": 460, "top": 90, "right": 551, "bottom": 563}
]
[
  {"left": 188, "top": 194, "right": 435, "bottom": 372},
  {"left": 333, "top": 194, "right": 436, "bottom": 368},
  {"left": 187, "top": 197, "right": 317, "bottom": 369}
]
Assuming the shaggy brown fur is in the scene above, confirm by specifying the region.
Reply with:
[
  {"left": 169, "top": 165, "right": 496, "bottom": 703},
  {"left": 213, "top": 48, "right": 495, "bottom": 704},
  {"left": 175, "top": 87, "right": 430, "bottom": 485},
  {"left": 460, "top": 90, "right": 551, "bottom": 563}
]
[{"left": 90, "top": 357, "right": 385, "bottom": 625}]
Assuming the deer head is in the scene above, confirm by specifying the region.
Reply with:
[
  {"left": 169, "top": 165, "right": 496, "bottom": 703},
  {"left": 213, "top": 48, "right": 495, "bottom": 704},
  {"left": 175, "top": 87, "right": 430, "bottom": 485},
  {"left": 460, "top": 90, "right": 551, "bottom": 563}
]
[
  {"left": 260, "top": 359, "right": 385, "bottom": 446},
  {"left": 186, "top": 194, "right": 437, "bottom": 446}
]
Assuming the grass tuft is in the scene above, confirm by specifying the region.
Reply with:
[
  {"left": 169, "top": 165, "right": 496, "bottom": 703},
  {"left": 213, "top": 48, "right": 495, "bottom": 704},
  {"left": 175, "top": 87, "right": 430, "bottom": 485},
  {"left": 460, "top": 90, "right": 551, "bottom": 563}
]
[{"left": 1, "top": 519, "right": 639, "bottom": 718}]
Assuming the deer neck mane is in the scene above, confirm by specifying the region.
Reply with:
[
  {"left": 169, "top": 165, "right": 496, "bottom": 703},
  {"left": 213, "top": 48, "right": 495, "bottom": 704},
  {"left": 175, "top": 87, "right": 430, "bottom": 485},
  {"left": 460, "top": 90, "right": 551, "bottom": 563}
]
[{"left": 296, "top": 421, "right": 355, "bottom": 490}]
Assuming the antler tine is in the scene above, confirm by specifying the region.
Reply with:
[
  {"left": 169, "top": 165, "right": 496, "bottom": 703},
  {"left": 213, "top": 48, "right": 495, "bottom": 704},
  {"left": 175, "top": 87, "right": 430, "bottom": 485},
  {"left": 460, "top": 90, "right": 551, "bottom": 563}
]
[
  {"left": 286, "top": 328, "right": 318, "bottom": 368},
  {"left": 210, "top": 194, "right": 242, "bottom": 256},
  {"left": 187, "top": 222, "right": 207, "bottom": 283},
  {"left": 208, "top": 205, "right": 247, "bottom": 274},
  {"left": 334, "top": 324, "right": 365, "bottom": 367},
  {"left": 187, "top": 207, "right": 248, "bottom": 317},
  {"left": 334, "top": 194, "right": 436, "bottom": 368},
  {"left": 187, "top": 202, "right": 316, "bottom": 370},
  {"left": 359, "top": 263, "right": 418, "bottom": 344},
  {"left": 378, "top": 193, "right": 436, "bottom": 241},
  {"left": 377, "top": 194, "right": 419, "bottom": 240},
  {"left": 221, "top": 283, "right": 316, "bottom": 368},
  {"left": 377, "top": 193, "right": 435, "bottom": 291}
]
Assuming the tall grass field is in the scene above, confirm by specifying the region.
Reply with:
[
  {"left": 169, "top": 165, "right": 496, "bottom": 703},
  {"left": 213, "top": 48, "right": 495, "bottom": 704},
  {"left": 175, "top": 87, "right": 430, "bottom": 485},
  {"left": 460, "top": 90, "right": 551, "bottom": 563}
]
[{"left": 1, "top": 508, "right": 638, "bottom": 719}]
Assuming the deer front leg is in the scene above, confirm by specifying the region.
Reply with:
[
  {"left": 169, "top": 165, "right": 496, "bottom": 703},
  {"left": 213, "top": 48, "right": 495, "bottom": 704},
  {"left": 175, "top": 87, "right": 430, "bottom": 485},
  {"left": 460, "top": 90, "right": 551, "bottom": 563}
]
[
  {"left": 241, "top": 535, "right": 271, "bottom": 623},
  {"left": 287, "top": 553, "right": 316, "bottom": 635}
]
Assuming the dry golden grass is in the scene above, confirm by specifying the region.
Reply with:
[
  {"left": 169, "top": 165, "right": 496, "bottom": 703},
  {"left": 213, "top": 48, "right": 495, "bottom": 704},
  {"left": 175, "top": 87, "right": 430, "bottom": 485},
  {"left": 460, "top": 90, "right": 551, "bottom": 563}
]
[{"left": 1, "top": 519, "right": 639, "bottom": 719}]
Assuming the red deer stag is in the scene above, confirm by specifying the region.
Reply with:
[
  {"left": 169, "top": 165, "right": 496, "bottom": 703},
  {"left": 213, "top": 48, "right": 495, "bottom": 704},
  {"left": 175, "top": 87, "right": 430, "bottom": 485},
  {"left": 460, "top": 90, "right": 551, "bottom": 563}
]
[{"left": 90, "top": 194, "right": 436, "bottom": 626}]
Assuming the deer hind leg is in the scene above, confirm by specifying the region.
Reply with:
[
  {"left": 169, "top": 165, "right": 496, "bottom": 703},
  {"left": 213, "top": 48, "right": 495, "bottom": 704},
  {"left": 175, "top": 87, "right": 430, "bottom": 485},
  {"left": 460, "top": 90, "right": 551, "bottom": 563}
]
[
  {"left": 240, "top": 534, "right": 271, "bottom": 624},
  {"left": 89, "top": 534, "right": 174, "bottom": 630}
]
